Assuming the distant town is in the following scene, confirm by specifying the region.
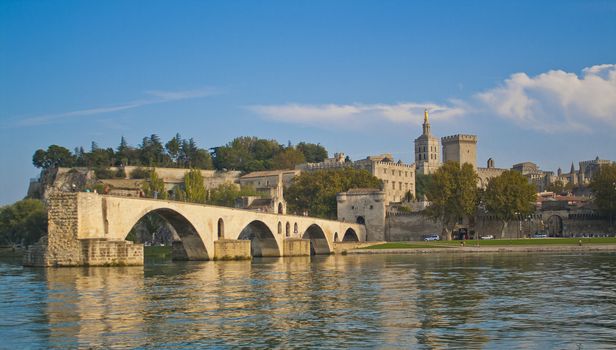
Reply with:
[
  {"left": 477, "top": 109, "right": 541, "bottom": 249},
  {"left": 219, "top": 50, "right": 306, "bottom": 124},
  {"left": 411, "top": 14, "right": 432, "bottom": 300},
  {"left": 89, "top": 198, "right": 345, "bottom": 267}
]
[{"left": 11, "top": 108, "right": 611, "bottom": 253}]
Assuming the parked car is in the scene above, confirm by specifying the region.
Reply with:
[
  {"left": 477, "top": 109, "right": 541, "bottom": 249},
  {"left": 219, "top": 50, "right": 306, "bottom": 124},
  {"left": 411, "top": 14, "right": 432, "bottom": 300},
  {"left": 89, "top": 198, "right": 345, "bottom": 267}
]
[
  {"left": 480, "top": 235, "right": 494, "bottom": 240},
  {"left": 423, "top": 234, "right": 440, "bottom": 241},
  {"left": 531, "top": 233, "right": 548, "bottom": 238}
]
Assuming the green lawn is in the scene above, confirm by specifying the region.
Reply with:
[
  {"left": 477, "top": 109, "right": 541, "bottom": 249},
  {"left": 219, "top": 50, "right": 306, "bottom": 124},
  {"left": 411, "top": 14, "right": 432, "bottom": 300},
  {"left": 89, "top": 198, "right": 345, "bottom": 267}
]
[
  {"left": 361, "top": 242, "right": 456, "bottom": 249},
  {"left": 363, "top": 237, "right": 616, "bottom": 250}
]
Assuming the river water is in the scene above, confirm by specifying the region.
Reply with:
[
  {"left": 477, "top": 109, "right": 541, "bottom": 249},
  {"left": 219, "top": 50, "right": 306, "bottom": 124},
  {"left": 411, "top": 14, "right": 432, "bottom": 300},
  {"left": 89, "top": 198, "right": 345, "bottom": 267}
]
[{"left": 1, "top": 253, "right": 616, "bottom": 349}]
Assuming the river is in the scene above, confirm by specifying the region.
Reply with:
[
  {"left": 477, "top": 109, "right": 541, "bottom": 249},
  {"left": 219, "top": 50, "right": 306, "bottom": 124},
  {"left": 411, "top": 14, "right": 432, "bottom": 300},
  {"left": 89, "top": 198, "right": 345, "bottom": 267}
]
[{"left": 1, "top": 253, "right": 615, "bottom": 349}]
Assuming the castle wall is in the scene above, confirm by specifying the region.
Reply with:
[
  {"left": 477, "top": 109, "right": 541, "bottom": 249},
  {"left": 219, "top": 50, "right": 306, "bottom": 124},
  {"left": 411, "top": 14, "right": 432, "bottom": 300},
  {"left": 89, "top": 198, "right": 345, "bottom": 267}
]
[{"left": 385, "top": 212, "right": 441, "bottom": 241}]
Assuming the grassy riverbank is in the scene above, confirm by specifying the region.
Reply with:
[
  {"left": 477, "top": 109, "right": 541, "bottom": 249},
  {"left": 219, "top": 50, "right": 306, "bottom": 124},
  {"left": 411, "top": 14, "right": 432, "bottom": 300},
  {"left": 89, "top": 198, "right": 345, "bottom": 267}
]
[{"left": 363, "top": 237, "right": 616, "bottom": 250}]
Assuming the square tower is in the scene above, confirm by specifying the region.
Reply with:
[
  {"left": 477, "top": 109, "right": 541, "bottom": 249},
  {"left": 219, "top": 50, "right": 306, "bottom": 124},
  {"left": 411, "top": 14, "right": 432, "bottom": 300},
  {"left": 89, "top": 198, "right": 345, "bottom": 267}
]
[{"left": 441, "top": 134, "right": 477, "bottom": 169}]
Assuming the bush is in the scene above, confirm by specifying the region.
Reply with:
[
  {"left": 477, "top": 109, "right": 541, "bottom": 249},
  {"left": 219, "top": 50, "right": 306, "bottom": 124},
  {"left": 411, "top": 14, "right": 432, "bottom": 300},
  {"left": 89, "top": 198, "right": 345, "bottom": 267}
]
[
  {"left": 94, "top": 168, "right": 115, "bottom": 179},
  {"left": 131, "top": 167, "right": 151, "bottom": 179},
  {"left": 115, "top": 168, "right": 126, "bottom": 178}
]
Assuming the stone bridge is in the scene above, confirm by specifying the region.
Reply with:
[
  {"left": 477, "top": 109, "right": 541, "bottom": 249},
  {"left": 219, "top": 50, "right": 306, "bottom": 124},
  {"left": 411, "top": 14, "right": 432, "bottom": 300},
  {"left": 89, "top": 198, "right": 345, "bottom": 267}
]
[{"left": 24, "top": 192, "right": 366, "bottom": 266}]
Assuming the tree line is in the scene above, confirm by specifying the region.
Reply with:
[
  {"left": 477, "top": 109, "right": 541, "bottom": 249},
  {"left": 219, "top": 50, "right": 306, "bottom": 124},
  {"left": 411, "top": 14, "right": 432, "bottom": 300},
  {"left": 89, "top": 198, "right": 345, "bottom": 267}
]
[
  {"left": 423, "top": 162, "right": 616, "bottom": 239},
  {"left": 32, "top": 135, "right": 328, "bottom": 173}
]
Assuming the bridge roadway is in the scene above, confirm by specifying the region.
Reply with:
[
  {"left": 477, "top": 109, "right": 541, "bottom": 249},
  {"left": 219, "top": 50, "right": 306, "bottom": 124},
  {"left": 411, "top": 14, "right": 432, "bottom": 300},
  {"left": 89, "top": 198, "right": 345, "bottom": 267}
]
[{"left": 26, "top": 192, "right": 366, "bottom": 266}]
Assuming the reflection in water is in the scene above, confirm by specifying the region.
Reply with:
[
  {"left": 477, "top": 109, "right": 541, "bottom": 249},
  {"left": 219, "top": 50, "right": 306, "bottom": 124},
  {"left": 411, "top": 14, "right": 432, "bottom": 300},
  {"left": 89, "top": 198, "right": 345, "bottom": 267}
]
[{"left": 1, "top": 253, "right": 616, "bottom": 348}]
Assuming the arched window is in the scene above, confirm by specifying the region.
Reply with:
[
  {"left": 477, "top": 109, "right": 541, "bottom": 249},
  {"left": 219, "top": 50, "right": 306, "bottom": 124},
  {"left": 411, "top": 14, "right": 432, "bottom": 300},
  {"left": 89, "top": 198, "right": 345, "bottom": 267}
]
[
  {"left": 278, "top": 221, "right": 282, "bottom": 235},
  {"left": 294, "top": 223, "right": 298, "bottom": 233},
  {"left": 334, "top": 232, "right": 339, "bottom": 242},
  {"left": 356, "top": 216, "right": 365, "bottom": 225},
  {"left": 217, "top": 218, "right": 224, "bottom": 239},
  {"left": 285, "top": 222, "right": 290, "bottom": 237},
  {"left": 278, "top": 202, "right": 283, "bottom": 214}
]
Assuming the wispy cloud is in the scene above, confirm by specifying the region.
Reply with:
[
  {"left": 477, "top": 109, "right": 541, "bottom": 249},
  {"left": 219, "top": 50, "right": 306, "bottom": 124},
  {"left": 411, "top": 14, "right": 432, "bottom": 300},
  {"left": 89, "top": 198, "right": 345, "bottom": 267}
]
[
  {"left": 249, "top": 64, "right": 616, "bottom": 134},
  {"left": 475, "top": 64, "right": 616, "bottom": 133},
  {"left": 12, "top": 87, "right": 219, "bottom": 127},
  {"left": 248, "top": 101, "right": 467, "bottom": 128}
]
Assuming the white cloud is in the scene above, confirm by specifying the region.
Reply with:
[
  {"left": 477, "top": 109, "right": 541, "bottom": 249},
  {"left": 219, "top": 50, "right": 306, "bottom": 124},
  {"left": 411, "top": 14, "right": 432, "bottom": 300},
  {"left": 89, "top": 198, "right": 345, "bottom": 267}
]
[
  {"left": 13, "top": 88, "right": 218, "bottom": 127},
  {"left": 476, "top": 64, "right": 616, "bottom": 132},
  {"left": 248, "top": 101, "right": 466, "bottom": 128}
]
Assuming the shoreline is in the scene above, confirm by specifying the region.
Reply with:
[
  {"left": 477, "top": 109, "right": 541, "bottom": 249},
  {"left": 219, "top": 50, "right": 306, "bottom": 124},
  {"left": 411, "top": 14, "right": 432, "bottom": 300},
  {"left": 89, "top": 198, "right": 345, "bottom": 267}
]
[{"left": 348, "top": 244, "right": 616, "bottom": 255}]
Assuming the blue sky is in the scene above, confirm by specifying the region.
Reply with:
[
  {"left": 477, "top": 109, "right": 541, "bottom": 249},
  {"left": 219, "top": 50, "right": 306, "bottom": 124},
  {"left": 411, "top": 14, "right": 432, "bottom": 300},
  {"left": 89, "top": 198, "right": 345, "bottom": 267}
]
[{"left": 1, "top": 0, "right": 616, "bottom": 204}]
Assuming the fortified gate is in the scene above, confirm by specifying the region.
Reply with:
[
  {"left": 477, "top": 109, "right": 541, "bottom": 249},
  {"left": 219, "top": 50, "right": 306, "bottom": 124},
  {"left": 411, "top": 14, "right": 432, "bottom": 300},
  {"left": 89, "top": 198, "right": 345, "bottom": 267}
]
[{"left": 24, "top": 193, "right": 366, "bottom": 266}]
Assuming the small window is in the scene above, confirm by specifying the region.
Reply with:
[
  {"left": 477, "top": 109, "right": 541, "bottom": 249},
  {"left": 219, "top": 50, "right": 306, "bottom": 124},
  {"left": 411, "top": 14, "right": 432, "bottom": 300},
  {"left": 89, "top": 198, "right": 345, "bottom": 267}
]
[{"left": 370, "top": 205, "right": 373, "bottom": 209}]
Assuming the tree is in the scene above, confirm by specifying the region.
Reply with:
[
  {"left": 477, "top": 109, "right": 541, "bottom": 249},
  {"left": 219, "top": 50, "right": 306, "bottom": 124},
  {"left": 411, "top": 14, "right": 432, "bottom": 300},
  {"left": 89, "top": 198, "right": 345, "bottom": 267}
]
[
  {"left": 415, "top": 173, "right": 433, "bottom": 200},
  {"left": 142, "top": 168, "right": 167, "bottom": 199},
  {"left": 423, "top": 162, "right": 479, "bottom": 240},
  {"left": 191, "top": 149, "right": 214, "bottom": 169},
  {"left": 212, "top": 136, "right": 283, "bottom": 172},
  {"left": 545, "top": 180, "right": 565, "bottom": 194},
  {"left": 271, "top": 147, "right": 305, "bottom": 170},
  {"left": 0, "top": 199, "right": 47, "bottom": 246},
  {"left": 483, "top": 170, "right": 537, "bottom": 238},
  {"left": 296, "top": 142, "right": 328, "bottom": 163},
  {"left": 165, "top": 133, "right": 182, "bottom": 166},
  {"left": 183, "top": 168, "right": 206, "bottom": 203},
  {"left": 209, "top": 183, "right": 258, "bottom": 207},
  {"left": 32, "top": 145, "right": 75, "bottom": 169},
  {"left": 285, "top": 168, "right": 382, "bottom": 219},
  {"left": 589, "top": 164, "right": 616, "bottom": 229}
]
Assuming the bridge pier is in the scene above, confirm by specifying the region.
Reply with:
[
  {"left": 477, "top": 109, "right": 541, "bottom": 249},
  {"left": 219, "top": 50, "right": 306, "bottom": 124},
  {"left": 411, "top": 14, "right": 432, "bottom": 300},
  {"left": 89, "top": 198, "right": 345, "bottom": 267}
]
[
  {"left": 214, "top": 239, "right": 251, "bottom": 260},
  {"left": 283, "top": 238, "right": 311, "bottom": 256}
]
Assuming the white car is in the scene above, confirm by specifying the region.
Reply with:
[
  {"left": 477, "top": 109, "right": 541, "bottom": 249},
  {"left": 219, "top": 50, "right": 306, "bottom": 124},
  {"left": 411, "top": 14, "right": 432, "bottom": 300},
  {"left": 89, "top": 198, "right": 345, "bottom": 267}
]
[
  {"left": 423, "top": 234, "right": 440, "bottom": 241},
  {"left": 480, "top": 235, "right": 494, "bottom": 240}
]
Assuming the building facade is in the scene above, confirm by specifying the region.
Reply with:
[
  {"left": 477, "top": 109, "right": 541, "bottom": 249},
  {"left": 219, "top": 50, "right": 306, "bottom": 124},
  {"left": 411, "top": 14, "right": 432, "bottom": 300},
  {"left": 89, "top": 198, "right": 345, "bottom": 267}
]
[
  {"left": 441, "top": 134, "right": 478, "bottom": 169},
  {"left": 354, "top": 154, "right": 416, "bottom": 204}
]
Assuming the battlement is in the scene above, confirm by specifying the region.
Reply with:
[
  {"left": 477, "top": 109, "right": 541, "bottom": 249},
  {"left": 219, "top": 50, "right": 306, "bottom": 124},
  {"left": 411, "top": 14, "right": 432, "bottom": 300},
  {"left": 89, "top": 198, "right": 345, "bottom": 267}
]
[
  {"left": 441, "top": 134, "right": 478, "bottom": 144},
  {"left": 374, "top": 161, "right": 416, "bottom": 169}
]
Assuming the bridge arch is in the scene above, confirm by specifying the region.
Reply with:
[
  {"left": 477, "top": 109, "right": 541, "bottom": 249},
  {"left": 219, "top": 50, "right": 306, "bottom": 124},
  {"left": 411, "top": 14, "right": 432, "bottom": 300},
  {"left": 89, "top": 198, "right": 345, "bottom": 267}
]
[
  {"left": 342, "top": 228, "right": 359, "bottom": 242},
  {"left": 238, "top": 220, "right": 281, "bottom": 257},
  {"left": 129, "top": 208, "right": 209, "bottom": 260},
  {"left": 302, "top": 224, "right": 331, "bottom": 255}
]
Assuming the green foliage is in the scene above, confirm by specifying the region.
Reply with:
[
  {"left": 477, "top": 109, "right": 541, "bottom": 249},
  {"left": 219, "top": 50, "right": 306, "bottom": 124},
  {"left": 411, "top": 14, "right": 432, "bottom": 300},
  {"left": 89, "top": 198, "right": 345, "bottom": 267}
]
[
  {"left": 423, "top": 162, "right": 479, "bottom": 239},
  {"left": 115, "top": 167, "right": 126, "bottom": 178},
  {"left": 545, "top": 180, "right": 565, "bottom": 194},
  {"left": 483, "top": 170, "right": 537, "bottom": 237},
  {"left": 209, "top": 183, "right": 259, "bottom": 207},
  {"left": 130, "top": 167, "right": 151, "bottom": 179},
  {"left": 34, "top": 135, "right": 325, "bottom": 173},
  {"left": 285, "top": 168, "right": 383, "bottom": 219},
  {"left": 0, "top": 199, "right": 48, "bottom": 246},
  {"left": 271, "top": 147, "right": 305, "bottom": 169},
  {"left": 32, "top": 145, "right": 75, "bottom": 169},
  {"left": 183, "top": 168, "right": 206, "bottom": 203},
  {"left": 296, "top": 142, "right": 328, "bottom": 163},
  {"left": 94, "top": 168, "right": 115, "bottom": 179},
  {"left": 213, "top": 136, "right": 282, "bottom": 172},
  {"left": 589, "top": 164, "right": 616, "bottom": 225},
  {"left": 142, "top": 169, "right": 167, "bottom": 199},
  {"left": 415, "top": 173, "right": 433, "bottom": 200}
]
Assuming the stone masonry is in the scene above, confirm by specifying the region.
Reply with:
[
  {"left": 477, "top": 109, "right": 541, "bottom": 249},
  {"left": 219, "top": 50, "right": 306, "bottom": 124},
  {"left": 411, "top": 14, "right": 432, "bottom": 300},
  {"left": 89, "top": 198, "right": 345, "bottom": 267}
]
[{"left": 24, "top": 192, "right": 143, "bottom": 267}]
